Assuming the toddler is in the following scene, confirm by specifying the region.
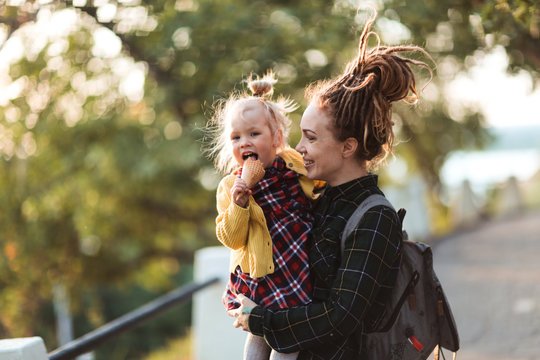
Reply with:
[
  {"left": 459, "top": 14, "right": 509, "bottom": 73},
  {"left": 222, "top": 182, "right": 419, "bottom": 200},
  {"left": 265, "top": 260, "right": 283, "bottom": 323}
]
[{"left": 207, "top": 73, "right": 319, "bottom": 360}]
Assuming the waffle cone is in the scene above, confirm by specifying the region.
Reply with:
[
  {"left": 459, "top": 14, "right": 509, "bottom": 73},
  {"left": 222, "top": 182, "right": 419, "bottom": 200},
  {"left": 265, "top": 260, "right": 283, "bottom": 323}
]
[{"left": 241, "top": 158, "right": 265, "bottom": 188}]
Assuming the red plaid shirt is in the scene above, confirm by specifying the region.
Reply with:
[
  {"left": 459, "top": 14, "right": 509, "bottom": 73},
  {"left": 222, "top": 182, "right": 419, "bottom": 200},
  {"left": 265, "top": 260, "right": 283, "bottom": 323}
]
[{"left": 223, "top": 156, "right": 313, "bottom": 310}]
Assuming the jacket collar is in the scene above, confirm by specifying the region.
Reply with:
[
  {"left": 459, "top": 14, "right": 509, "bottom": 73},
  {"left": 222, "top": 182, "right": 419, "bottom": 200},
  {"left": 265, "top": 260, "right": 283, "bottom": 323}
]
[{"left": 277, "top": 148, "right": 307, "bottom": 176}]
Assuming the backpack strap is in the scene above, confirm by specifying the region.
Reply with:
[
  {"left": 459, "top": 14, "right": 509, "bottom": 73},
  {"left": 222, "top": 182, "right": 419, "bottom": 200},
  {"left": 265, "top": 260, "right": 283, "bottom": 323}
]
[{"left": 341, "top": 194, "right": 395, "bottom": 255}]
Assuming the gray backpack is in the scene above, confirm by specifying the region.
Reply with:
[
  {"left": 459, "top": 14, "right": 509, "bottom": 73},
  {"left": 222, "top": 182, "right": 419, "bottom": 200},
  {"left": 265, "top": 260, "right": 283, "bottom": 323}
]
[{"left": 341, "top": 194, "right": 460, "bottom": 360}]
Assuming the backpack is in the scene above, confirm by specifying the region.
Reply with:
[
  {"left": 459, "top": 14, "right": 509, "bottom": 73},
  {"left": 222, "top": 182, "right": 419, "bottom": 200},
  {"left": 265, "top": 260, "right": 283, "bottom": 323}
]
[{"left": 341, "top": 194, "right": 460, "bottom": 360}]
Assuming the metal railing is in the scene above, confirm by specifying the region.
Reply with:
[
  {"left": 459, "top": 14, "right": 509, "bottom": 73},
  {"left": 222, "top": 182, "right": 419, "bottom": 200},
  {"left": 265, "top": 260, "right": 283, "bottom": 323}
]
[{"left": 48, "top": 277, "right": 220, "bottom": 360}]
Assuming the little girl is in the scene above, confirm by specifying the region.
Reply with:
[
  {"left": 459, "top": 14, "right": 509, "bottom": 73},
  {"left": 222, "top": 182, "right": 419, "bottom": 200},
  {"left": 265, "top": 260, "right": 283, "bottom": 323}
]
[{"left": 207, "top": 73, "right": 319, "bottom": 360}]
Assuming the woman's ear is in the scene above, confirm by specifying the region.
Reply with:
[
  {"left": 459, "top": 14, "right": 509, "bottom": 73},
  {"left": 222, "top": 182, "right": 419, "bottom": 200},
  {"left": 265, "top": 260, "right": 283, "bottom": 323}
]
[{"left": 342, "top": 137, "right": 358, "bottom": 159}]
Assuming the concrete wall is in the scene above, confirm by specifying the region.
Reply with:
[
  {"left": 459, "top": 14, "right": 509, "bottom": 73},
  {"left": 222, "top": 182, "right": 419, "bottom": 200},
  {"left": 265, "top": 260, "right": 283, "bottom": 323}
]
[
  {"left": 0, "top": 337, "right": 48, "bottom": 360},
  {"left": 383, "top": 176, "right": 431, "bottom": 241},
  {"left": 192, "top": 246, "right": 247, "bottom": 360}
]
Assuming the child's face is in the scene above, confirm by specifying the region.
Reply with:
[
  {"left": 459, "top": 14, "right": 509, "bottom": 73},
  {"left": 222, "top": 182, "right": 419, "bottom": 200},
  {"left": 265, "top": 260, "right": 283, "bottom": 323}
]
[{"left": 230, "top": 103, "right": 280, "bottom": 169}]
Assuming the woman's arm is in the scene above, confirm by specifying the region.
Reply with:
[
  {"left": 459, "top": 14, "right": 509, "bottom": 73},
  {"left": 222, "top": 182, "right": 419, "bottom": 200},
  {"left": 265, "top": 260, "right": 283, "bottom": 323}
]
[{"left": 244, "top": 206, "right": 402, "bottom": 353}]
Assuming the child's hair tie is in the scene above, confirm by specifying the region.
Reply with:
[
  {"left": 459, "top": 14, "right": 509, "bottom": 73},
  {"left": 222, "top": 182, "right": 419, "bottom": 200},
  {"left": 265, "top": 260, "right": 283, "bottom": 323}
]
[{"left": 248, "top": 72, "right": 277, "bottom": 98}]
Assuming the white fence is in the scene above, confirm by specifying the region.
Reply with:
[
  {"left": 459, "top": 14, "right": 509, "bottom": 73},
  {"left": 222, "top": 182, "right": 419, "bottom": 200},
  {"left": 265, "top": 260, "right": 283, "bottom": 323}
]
[
  {"left": 193, "top": 247, "right": 246, "bottom": 360},
  {"left": 0, "top": 337, "right": 48, "bottom": 360}
]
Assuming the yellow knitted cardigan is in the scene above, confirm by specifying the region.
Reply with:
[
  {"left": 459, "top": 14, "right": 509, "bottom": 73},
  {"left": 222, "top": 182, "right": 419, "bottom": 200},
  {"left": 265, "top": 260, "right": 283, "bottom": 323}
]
[{"left": 215, "top": 148, "right": 321, "bottom": 278}]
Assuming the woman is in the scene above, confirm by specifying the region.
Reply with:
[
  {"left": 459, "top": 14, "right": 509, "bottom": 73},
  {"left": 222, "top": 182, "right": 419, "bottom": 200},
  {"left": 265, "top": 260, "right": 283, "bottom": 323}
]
[{"left": 229, "top": 11, "right": 432, "bottom": 360}]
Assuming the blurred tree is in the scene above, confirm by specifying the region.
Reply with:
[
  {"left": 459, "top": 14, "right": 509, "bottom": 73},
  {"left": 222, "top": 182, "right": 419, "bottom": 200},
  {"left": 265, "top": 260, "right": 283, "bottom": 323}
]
[
  {"left": 372, "top": 0, "right": 538, "bottom": 221},
  {"left": 380, "top": 0, "right": 539, "bottom": 76},
  {"left": 0, "top": 1, "right": 369, "bottom": 356},
  {"left": 2, "top": 0, "right": 533, "bottom": 357}
]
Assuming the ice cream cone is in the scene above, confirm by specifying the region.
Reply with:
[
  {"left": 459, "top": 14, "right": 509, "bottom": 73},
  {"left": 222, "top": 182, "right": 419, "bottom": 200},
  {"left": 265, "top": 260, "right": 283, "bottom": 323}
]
[{"left": 241, "top": 158, "right": 265, "bottom": 188}]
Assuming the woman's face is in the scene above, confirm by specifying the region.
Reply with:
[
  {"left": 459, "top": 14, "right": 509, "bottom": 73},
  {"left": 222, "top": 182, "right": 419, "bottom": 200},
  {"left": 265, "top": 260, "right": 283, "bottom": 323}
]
[{"left": 296, "top": 102, "right": 346, "bottom": 186}]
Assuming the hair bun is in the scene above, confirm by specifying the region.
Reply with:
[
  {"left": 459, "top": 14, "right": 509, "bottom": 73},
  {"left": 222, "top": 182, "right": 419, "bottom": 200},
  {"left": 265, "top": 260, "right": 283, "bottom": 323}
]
[
  {"left": 369, "top": 52, "right": 417, "bottom": 103},
  {"left": 248, "top": 72, "right": 277, "bottom": 97}
]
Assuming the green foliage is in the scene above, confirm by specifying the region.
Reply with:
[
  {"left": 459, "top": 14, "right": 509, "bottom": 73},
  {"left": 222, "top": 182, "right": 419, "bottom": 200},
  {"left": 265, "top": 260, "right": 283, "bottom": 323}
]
[
  {"left": 373, "top": 0, "right": 538, "bottom": 196},
  {"left": 76, "top": 267, "right": 194, "bottom": 360},
  {"left": 1, "top": 0, "right": 536, "bottom": 357},
  {"left": 143, "top": 330, "right": 192, "bottom": 360},
  {"left": 0, "top": 4, "right": 216, "bottom": 343},
  {"left": 382, "top": 0, "right": 540, "bottom": 75}
]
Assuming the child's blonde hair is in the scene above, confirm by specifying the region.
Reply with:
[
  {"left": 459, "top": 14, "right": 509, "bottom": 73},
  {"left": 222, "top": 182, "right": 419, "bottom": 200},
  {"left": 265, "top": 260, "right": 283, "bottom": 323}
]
[{"left": 207, "top": 72, "right": 298, "bottom": 174}]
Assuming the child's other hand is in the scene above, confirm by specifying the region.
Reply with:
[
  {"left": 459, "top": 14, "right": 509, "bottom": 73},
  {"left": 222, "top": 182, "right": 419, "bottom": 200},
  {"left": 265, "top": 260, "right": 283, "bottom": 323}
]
[{"left": 231, "top": 177, "right": 250, "bottom": 208}]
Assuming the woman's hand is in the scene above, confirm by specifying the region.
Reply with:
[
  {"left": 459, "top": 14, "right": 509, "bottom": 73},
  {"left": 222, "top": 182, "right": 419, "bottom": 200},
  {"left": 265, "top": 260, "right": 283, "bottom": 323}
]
[
  {"left": 231, "top": 177, "right": 250, "bottom": 208},
  {"left": 227, "top": 294, "right": 258, "bottom": 332}
]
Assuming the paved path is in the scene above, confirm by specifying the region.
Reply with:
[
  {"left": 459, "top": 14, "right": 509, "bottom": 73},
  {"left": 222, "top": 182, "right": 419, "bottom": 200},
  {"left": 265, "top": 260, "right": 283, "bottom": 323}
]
[{"left": 432, "top": 210, "right": 540, "bottom": 360}]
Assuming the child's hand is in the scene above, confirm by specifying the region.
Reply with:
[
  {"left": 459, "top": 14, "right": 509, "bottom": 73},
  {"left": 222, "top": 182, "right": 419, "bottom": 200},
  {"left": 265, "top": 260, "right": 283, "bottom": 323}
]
[
  {"left": 231, "top": 177, "right": 250, "bottom": 208},
  {"left": 227, "top": 294, "right": 257, "bottom": 332}
]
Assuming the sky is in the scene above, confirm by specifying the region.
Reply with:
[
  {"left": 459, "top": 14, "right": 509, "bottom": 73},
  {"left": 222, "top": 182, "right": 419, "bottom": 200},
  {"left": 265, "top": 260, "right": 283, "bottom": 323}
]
[{"left": 445, "top": 46, "right": 540, "bottom": 129}]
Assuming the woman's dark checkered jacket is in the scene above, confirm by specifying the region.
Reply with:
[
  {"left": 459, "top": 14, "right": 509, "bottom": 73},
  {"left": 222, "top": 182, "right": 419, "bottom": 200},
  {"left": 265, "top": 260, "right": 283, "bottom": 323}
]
[{"left": 249, "top": 175, "right": 403, "bottom": 360}]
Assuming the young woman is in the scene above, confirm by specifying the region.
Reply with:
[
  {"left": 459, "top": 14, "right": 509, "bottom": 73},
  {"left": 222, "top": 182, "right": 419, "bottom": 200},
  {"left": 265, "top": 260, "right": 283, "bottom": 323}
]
[{"left": 229, "top": 11, "right": 432, "bottom": 359}]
